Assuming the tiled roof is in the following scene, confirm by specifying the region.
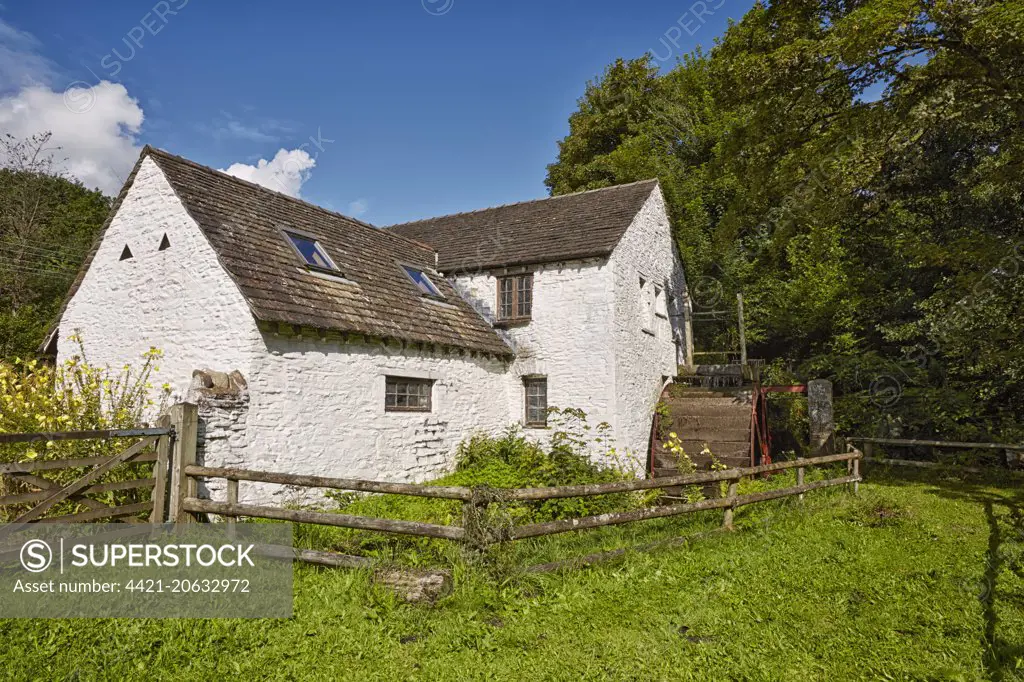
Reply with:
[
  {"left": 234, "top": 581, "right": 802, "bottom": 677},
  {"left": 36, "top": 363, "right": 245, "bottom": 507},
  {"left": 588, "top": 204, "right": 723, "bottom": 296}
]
[
  {"left": 386, "top": 179, "right": 658, "bottom": 273},
  {"left": 50, "top": 147, "right": 513, "bottom": 357}
]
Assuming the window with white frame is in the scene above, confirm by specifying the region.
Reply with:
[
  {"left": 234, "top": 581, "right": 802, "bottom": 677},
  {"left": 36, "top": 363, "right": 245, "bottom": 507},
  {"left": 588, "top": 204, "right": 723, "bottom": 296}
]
[
  {"left": 401, "top": 265, "right": 444, "bottom": 298},
  {"left": 285, "top": 231, "right": 340, "bottom": 273}
]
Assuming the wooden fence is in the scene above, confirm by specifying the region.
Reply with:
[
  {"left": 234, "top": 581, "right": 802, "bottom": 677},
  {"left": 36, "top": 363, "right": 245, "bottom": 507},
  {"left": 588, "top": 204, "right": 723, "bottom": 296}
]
[
  {"left": 178, "top": 448, "right": 862, "bottom": 569},
  {"left": 847, "top": 436, "right": 1024, "bottom": 475},
  {"left": 0, "top": 425, "right": 173, "bottom": 524}
]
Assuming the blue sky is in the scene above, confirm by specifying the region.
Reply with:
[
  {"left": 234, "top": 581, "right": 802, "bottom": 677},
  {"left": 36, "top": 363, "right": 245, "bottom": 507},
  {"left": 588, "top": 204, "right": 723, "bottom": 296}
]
[{"left": 0, "top": 0, "right": 752, "bottom": 225}]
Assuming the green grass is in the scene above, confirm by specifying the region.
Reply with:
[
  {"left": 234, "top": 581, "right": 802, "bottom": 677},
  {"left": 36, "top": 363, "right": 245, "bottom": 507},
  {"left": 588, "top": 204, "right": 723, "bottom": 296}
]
[{"left": 1, "top": 468, "right": 1022, "bottom": 680}]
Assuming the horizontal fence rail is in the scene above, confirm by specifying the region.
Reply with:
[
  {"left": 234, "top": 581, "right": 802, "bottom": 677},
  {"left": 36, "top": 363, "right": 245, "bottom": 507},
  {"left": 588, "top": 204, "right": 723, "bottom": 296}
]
[
  {"left": 183, "top": 450, "right": 862, "bottom": 567},
  {"left": 181, "top": 499, "right": 466, "bottom": 541},
  {"left": 848, "top": 437, "right": 1024, "bottom": 452},
  {"left": 0, "top": 423, "right": 176, "bottom": 525},
  {"left": 848, "top": 436, "right": 1024, "bottom": 475},
  {"left": 0, "top": 427, "right": 172, "bottom": 445},
  {"left": 183, "top": 465, "right": 474, "bottom": 500}
]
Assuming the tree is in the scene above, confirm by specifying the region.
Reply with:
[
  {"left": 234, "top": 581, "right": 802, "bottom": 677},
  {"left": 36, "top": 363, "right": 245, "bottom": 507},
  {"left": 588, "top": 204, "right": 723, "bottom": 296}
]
[
  {"left": 0, "top": 133, "right": 111, "bottom": 359},
  {"left": 547, "top": 0, "right": 1024, "bottom": 441}
]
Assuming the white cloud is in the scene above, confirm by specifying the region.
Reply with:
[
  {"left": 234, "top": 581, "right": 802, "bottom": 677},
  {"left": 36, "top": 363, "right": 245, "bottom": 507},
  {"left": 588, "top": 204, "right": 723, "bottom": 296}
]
[
  {"left": 0, "top": 81, "right": 144, "bottom": 194},
  {"left": 221, "top": 148, "right": 316, "bottom": 198},
  {"left": 347, "top": 198, "right": 368, "bottom": 217},
  {"left": 0, "top": 18, "right": 53, "bottom": 90},
  {"left": 0, "top": 19, "right": 144, "bottom": 195}
]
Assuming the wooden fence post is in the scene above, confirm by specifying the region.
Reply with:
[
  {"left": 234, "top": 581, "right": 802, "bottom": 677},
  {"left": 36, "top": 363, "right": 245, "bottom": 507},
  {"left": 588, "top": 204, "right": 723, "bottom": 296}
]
[
  {"left": 226, "top": 478, "right": 238, "bottom": 539},
  {"left": 461, "top": 489, "right": 488, "bottom": 554},
  {"left": 150, "top": 414, "right": 172, "bottom": 525},
  {"left": 796, "top": 459, "right": 805, "bottom": 503},
  {"left": 852, "top": 454, "right": 860, "bottom": 495},
  {"left": 723, "top": 476, "right": 739, "bottom": 531},
  {"left": 167, "top": 403, "right": 199, "bottom": 524}
]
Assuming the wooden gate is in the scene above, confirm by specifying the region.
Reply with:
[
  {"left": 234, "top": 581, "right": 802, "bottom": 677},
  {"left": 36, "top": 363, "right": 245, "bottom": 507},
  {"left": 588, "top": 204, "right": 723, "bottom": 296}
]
[{"left": 0, "top": 424, "right": 174, "bottom": 524}]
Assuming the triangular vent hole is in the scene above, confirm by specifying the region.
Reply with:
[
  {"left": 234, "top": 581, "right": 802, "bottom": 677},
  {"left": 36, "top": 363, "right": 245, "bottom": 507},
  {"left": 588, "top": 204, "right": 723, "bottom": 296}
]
[
  {"left": 119, "top": 245, "right": 133, "bottom": 261},
  {"left": 158, "top": 234, "right": 170, "bottom": 251}
]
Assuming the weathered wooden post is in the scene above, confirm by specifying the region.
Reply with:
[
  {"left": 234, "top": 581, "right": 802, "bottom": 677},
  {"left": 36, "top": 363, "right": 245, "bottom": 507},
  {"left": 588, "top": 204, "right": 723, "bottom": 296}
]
[
  {"left": 808, "top": 379, "right": 835, "bottom": 456},
  {"left": 737, "top": 293, "right": 747, "bottom": 367},
  {"left": 462, "top": 488, "right": 490, "bottom": 555},
  {"left": 150, "top": 414, "right": 172, "bottom": 525},
  {"left": 796, "top": 459, "right": 805, "bottom": 503},
  {"left": 723, "top": 476, "right": 739, "bottom": 531},
  {"left": 226, "top": 478, "right": 238, "bottom": 539},
  {"left": 852, "top": 453, "right": 860, "bottom": 494},
  {"left": 167, "top": 403, "right": 199, "bottom": 523}
]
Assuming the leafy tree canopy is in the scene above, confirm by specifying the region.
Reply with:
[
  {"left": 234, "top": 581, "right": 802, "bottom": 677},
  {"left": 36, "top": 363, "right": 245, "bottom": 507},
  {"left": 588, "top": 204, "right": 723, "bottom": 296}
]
[
  {"left": 0, "top": 133, "right": 111, "bottom": 359},
  {"left": 546, "top": 0, "right": 1024, "bottom": 442}
]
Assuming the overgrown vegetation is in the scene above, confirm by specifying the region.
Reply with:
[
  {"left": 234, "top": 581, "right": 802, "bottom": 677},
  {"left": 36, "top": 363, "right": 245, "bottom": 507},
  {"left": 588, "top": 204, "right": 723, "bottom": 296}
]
[
  {"left": 0, "top": 133, "right": 111, "bottom": 359},
  {"left": 305, "top": 409, "right": 657, "bottom": 566},
  {"left": 547, "top": 0, "right": 1024, "bottom": 445},
  {"left": 2, "top": 471, "right": 1020, "bottom": 679},
  {"left": 0, "top": 338, "right": 168, "bottom": 520}
]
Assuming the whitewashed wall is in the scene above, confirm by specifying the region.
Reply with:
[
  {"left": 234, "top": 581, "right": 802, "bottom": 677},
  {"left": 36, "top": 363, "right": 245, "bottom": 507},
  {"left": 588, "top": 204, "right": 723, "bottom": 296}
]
[
  {"left": 609, "top": 186, "right": 688, "bottom": 463},
  {"left": 57, "top": 157, "right": 262, "bottom": 406},
  {"left": 58, "top": 161, "right": 684, "bottom": 504},
  {"left": 451, "top": 259, "right": 618, "bottom": 455},
  {"left": 195, "top": 335, "right": 511, "bottom": 505}
]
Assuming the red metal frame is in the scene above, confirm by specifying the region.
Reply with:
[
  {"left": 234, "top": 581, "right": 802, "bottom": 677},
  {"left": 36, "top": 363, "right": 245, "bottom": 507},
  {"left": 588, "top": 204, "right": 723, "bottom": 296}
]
[{"left": 751, "top": 385, "right": 808, "bottom": 466}]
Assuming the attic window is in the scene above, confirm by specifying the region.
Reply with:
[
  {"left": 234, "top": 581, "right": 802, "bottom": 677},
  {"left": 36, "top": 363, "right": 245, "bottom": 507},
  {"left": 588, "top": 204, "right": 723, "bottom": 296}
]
[
  {"left": 401, "top": 265, "right": 443, "bottom": 298},
  {"left": 285, "top": 231, "right": 339, "bottom": 272},
  {"left": 119, "top": 245, "right": 133, "bottom": 261},
  {"left": 158, "top": 234, "right": 171, "bottom": 251}
]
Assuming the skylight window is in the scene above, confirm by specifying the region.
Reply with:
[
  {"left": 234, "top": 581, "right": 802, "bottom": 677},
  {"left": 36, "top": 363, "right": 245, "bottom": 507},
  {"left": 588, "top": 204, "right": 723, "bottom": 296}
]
[
  {"left": 285, "top": 232, "right": 339, "bottom": 272},
  {"left": 402, "top": 265, "right": 443, "bottom": 298}
]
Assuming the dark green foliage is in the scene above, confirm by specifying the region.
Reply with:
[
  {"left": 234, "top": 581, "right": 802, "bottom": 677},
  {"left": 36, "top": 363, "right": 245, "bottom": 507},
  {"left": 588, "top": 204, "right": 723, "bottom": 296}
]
[
  {"left": 0, "top": 133, "right": 111, "bottom": 359},
  {"left": 546, "top": 0, "right": 1024, "bottom": 443}
]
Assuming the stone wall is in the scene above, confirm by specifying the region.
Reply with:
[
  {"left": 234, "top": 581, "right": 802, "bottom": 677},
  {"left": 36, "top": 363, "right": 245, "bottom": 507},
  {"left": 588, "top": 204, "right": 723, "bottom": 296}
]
[
  {"left": 451, "top": 258, "right": 617, "bottom": 453},
  {"left": 57, "top": 157, "right": 263, "bottom": 407},
  {"left": 609, "top": 186, "right": 689, "bottom": 467},
  {"left": 189, "top": 370, "right": 250, "bottom": 502}
]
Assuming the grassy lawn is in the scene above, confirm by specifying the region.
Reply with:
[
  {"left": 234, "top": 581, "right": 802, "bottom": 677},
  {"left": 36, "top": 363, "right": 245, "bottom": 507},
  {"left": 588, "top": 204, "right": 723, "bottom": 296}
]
[{"left": 1, "top": 468, "right": 1021, "bottom": 680}]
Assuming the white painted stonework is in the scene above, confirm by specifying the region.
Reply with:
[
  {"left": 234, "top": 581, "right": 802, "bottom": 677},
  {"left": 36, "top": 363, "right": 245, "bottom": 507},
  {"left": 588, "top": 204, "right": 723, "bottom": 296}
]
[
  {"left": 58, "top": 163, "right": 689, "bottom": 504},
  {"left": 608, "top": 188, "right": 689, "bottom": 460},
  {"left": 451, "top": 258, "right": 617, "bottom": 450},
  {"left": 57, "top": 157, "right": 263, "bottom": 405}
]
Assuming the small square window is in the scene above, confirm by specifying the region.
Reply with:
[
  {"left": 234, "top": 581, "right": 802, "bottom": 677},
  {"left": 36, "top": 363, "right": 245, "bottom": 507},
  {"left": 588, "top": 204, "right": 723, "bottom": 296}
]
[
  {"left": 285, "top": 232, "right": 339, "bottom": 272},
  {"left": 385, "top": 376, "right": 433, "bottom": 412},
  {"left": 524, "top": 377, "right": 547, "bottom": 427},
  {"left": 402, "top": 265, "right": 443, "bottom": 298},
  {"left": 498, "top": 274, "right": 532, "bottom": 320}
]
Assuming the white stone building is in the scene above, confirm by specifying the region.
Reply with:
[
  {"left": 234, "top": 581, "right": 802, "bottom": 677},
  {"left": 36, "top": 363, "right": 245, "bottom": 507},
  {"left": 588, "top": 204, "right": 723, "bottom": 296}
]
[{"left": 46, "top": 147, "right": 691, "bottom": 498}]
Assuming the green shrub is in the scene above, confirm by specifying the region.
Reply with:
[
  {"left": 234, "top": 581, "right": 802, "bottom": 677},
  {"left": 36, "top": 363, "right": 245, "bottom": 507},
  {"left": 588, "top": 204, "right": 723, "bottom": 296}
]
[
  {"left": 0, "top": 337, "right": 169, "bottom": 520},
  {"left": 306, "top": 409, "right": 656, "bottom": 564}
]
